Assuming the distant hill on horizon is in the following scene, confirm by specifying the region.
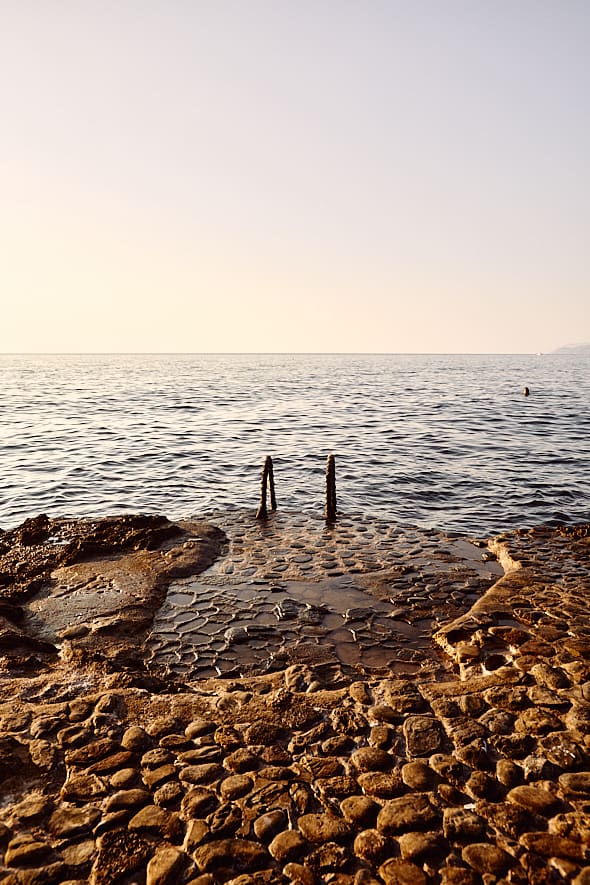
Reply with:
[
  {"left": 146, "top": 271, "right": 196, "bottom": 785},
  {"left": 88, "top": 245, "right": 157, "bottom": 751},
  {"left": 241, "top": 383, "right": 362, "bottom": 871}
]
[{"left": 553, "top": 343, "right": 590, "bottom": 354}]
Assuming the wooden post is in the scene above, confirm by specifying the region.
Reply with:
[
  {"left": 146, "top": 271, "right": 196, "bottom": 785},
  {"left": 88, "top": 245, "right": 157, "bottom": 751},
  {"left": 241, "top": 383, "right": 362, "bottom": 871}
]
[
  {"left": 325, "top": 454, "right": 337, "bottom": 521},
  {"left": 256, "top": 455, "right": 277, "bottom": 519}
]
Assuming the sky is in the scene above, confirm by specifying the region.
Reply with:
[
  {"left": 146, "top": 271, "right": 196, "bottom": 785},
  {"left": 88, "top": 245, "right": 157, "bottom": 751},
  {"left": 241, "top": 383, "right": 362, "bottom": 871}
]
[{"left": 1, "top": 1, "right": 589, "bottom": 353}]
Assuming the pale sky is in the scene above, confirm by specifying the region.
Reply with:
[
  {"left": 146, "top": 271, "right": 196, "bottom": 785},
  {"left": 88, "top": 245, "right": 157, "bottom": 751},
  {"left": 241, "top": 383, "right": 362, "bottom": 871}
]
[{"left": 1, "top": 1, "right": 588, "bottom": 353}]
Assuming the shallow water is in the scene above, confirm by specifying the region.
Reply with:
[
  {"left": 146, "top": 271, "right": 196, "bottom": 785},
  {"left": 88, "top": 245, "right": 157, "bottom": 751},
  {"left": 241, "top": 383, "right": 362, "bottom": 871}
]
[{"left": 1, "top": 353, "right": 588, "bottom": 535}]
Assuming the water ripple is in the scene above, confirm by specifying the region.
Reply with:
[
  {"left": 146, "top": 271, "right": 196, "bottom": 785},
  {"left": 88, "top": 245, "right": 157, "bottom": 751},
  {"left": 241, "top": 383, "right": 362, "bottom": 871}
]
[{"left": 0, "top": 353, "right": 589, "bottom": 535}]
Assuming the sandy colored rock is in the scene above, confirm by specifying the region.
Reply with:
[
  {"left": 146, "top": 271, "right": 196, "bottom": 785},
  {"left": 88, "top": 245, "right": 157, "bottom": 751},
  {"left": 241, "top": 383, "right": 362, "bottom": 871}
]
[{"left": 377, "top": 793, "right": 441, "bottom": 835}]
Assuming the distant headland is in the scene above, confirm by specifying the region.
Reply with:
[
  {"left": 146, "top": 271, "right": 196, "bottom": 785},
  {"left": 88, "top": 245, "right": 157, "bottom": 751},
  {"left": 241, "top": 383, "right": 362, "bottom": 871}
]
[{"left": 552, "top": 343, "right": 590, "bottom": 354}]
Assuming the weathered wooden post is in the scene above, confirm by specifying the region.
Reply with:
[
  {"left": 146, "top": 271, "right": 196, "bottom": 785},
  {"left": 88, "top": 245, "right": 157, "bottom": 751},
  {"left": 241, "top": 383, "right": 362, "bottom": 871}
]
[
  {"left": 256, "top": 455, "right": 277, "bottom": 519},
  {"left": 325, "top": 454, "right": 337, "bottom": 522}
]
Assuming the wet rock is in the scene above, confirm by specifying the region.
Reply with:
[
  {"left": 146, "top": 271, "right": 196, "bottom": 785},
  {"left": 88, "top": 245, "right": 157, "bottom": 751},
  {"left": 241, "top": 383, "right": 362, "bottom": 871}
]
[
  {"left": 128, "top": 805, "right": 183, "bottom": 841},
  {"left": 110, "top": 768, "right": 138, "bottom": 789},
  {"left": 317, "top": 775, "right": 358, "bottom": 798},
  {"left": 515, "top": 707, "right": 563, "bottom": 735},
  {"left": 268, "top": 831, "right": 307, "bottom": 863},
  {"left": 403, "top": 716, "right": 443, "bottom": 757},
  {"left": 377, "top": 793, "right": 441, "bottom": 834},
  {"left": 208, "top": 802, "right": 243, "bottom": 837},
  {"left": 90, "top": 829, "right": 151, "bottom": 885},
  {"left": 61, "top": 839, "right": 95, "bottom": 868},
  {"left": 297, "top": 813, "right": 352, "bottom": 843},
  {"left": 194, "top": 839, "right": 269, "bottom": 876},
  {"left": 141, "top": 747, "right": 173, "bottom": 768},
  {"left": 429, "top": 754, "right": 463, "bottom": 782},
  {"left": 461, "top": 843, "right": 511, "bottom": 876},
  {"left": 9, "top": 794, "right": 52, "bottom": 823},
  {"left": 559, "top": 771, "right": 590, "bottom": 797},
  {"left": 465, "top": 770, "right": 503, "bottom": 801},
  {"left": 224, "top": 748, "right": 259, "bottom": 773},
  {"left": 185, "top": 718, "right": 216, "bottom": 739}
]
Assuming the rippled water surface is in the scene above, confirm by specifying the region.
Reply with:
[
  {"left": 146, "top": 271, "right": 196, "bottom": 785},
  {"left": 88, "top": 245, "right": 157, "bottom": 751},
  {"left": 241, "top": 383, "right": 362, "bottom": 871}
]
[{"left": 0, "top": 353, "right": 588, "bottom": 535}]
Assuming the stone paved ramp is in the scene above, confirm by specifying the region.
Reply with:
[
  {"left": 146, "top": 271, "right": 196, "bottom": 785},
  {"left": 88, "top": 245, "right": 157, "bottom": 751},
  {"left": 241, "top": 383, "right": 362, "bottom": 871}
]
[
  {"left": 0, "top": 515, "right": 589, "bottom": 884},
  {"left": 145, "top": 511, "right": 503, "bottom": 682}
]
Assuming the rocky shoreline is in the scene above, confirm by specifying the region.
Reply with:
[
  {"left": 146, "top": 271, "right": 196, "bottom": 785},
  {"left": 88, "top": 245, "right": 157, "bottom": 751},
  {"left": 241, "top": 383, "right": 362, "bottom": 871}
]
[{"left": 0, "top": 512, "right": 589, "bottom": 884}]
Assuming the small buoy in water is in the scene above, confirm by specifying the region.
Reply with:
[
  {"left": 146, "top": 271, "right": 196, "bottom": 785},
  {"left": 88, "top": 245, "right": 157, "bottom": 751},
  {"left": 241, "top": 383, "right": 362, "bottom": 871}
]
[{"left": 523, "top": 386, "right": 530, "bottom": 397}]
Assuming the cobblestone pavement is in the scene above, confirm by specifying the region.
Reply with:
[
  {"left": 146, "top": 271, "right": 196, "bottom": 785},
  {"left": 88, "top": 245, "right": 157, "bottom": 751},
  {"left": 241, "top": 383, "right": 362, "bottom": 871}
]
[{"left": 0, "top": 512, "right": 589, "bottom": 884}]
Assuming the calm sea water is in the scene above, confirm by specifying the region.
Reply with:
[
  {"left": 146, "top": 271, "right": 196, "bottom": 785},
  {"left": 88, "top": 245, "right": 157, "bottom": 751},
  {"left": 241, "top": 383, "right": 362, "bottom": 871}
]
[{"left": 0, "top": 353, "right": 588, "bottom": 537}]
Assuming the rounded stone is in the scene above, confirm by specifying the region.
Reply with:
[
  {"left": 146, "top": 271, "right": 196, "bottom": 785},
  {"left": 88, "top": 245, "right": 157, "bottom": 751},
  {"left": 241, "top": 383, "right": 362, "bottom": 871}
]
[
  {"left": 559, "top": 771, "right": 590, "bottom": 797},
  {"left": 185, "top": 718, "right": 216, "bottom": 739},
  {"left": 121, "top": 726, "right": 149, "bottom": 751},
  {"left": 350, "top": 747, "right": 391, "bottom": 773},
  {"left": 507, "top": 785, "right": 560, "bottom": 815},
  {"left": 377, "top": 793, "right": 441, "bottom": 835},
  {"left": 378, "top": 858, "right": 426, "bottom": 885},
  {"left": 268, "top": 830, "right": 307, "bottom": 863},
  {"left": 340, "top": 795, "right": 379, "bottom": 827},
  {"left": 253, "top": 810, "right": 287, "bottom": 842},
  {"left": 353, "top": 829, "right": 389, "bottom": 862},
  {"left": 219, "top": 774, "right": 253, "bottom": 801},
  {"left": 297, "top": 813, "right": 352, "bottom": 843},
  {"left": 398, "top": 831, "right": 446, "bottom": 861},
  {"left": 402, "top": 761, "right": 435, "bottom": 790},
  {"left": 146, "top": 847, "right": 188, "bottom": 885},
  {"left": 461, "top": 843, "right": 511, "bottom": 876}
]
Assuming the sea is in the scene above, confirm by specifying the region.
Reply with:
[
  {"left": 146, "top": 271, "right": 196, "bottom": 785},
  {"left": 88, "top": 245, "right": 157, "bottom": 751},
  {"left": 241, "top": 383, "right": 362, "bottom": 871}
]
[{"left": 0, "top": 353, "right": 588, "bottom": 537}]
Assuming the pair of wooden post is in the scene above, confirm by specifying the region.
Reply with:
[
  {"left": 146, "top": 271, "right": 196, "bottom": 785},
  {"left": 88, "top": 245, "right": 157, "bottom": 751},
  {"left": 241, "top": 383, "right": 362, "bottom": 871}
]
[{"left": 255, "top": 454, "right": 337, "bottom": 521}]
